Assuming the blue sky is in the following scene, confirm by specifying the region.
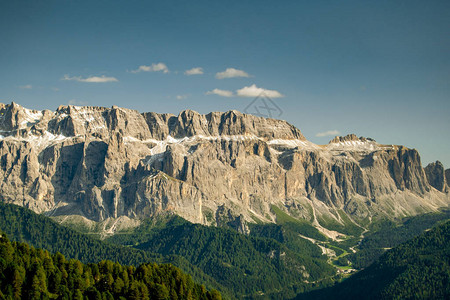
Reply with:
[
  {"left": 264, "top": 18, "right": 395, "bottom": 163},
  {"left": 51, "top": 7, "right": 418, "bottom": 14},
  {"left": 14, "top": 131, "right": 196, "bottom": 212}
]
[{"left": 1, "top": 0, "right": 449, "bottom": 167}]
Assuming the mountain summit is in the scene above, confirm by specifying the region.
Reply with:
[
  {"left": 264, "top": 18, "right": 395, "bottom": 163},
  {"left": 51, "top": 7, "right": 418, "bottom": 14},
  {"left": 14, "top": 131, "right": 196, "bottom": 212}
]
[{"left": 0, "top": 102, "right": 448, "bottom": 236}]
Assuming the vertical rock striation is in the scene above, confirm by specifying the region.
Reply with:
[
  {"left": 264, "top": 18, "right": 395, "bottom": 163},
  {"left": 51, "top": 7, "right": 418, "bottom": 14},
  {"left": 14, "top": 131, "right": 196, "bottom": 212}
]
[{"left": 0, "top": 102, "right": 448, "bottom": 235}]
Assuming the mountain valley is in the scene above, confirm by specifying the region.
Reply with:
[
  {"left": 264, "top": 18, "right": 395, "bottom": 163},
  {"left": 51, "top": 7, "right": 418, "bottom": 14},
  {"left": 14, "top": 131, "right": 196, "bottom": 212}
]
[{"left": 0, "top": 102, "right": 449, "bottom": 298}]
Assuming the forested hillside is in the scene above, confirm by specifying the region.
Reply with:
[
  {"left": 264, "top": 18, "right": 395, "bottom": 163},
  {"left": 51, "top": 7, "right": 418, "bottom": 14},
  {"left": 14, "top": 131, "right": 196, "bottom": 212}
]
[
  {"left": 0, "top": 234, "right": 221, "bottom": 299},
  {"left": 347, "top": 210, "right": 450, "bottom": 269},
  {"left": 105, "top": 208, "right": 450, "bottom": 298},
  {"left": 2, "top": 201, "right": 449, "bottom": 299},
  {"left": 297, "top": 220, "right": 450, "bottom": 299},
  {"left": 106, "top": 215, "right": 336, "bottom": 299},
  {"left": 0, "top": 202, "right": 228, "bottom": 296}
]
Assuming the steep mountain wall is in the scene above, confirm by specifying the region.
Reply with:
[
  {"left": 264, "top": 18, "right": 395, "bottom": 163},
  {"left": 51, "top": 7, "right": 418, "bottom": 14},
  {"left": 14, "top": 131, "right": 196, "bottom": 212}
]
[
  {"left": 424, "top": 161, "right": 448, "bottom": 192},
  {"left": 0, "top": 102, "right": 448, "bottom": 234}
]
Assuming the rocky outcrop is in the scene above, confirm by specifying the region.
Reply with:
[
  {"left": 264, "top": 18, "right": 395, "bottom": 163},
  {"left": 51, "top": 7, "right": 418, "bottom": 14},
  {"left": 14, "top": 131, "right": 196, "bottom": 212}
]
[
  {"left": 215, "top": 205, "right": 250, "bottom": 234},
  {"left": 0, "top": 103, "right": 448, "bottom": 235},
  {"left": 0, "top": 103, "right": 304, "bottom": 141},
  {"left": 446, "top": 169, "right": 450, "bottom": 187},
  {"left": 425, "top": 161, "right": 448, "bottom": 192},
  {"left": 141, "top": 109, "right": 305, "bottom": 140},
  {"left": 329, "top": 134, "right": 375, "bottom": 144}
]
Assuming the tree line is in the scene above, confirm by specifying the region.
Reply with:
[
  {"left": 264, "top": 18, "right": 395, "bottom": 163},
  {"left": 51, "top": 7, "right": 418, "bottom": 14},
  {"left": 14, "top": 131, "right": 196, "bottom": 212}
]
[{"left": 0, "top": 233, "right": 221, "bottom": 299}]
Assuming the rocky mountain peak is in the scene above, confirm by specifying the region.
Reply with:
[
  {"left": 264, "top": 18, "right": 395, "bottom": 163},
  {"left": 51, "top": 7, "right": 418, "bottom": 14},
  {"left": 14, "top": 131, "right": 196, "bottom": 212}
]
[
  {"left": 164, "top": 109, "right": 305, "bottom": 140},
  {"left": 424, "top": 161, "right": 448, "bottom": 192},
  {"left": 329, "top": 134, "right": 375, "bottom": 144},
  {"left": 0, "top": 102, "right": 448, "bottom": 235},
  {"left": 0, "top": 103, "right": 305, "bottom": 142},
  {"left": 0, "top": 102, "right": 44, "bottom": 133},
  {"left": 326, "top": 134, "right": 378, "bottom": 152}
]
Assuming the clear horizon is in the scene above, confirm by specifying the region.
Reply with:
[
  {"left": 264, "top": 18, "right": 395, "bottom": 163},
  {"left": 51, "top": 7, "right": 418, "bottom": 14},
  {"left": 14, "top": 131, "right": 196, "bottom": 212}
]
[{"left": 1, "top": 0, "right": 449, "bottom": 167}]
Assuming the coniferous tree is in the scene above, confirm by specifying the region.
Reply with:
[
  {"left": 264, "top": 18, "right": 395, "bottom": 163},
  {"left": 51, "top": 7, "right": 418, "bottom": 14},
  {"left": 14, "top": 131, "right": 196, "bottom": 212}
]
[{"left": 0, "top": 233, "right": 221, "bottom": 299}]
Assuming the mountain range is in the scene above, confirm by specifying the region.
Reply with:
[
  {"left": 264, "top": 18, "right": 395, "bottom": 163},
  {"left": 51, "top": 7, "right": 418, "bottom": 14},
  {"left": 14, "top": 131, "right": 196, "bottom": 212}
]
[
  {"left": 0, "top": 102, "right": 448, "bottom": 238},
  {"left": 1, "top": 102, "right": 450, "bottom": 298}
]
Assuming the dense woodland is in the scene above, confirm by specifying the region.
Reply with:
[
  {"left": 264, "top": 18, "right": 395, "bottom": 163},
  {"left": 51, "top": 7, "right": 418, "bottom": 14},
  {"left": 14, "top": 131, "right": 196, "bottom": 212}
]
[
  {"left": 297, "top": 220, "right": 450, "bottom": 299},
  {"left": 347, "top": 210, "right": 450, "bottom": 269},
  {"left": 0, "top": 203, "right": 228, "bottom": 296},
  {"left": 1, "top": 202, "right": 449, "bottom": 299},
  {"left": 107, "top": 214, "right": 336, "bottom": 299},
  {"left": 0, "top": 233, "right": 221, "bottom": 299}
]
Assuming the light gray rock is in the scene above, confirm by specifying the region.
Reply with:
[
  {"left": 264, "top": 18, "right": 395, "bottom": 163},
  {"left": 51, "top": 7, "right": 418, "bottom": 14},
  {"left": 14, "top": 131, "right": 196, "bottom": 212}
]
[{"left": 0, "top": 102, "right": 448, "bottom": 236}]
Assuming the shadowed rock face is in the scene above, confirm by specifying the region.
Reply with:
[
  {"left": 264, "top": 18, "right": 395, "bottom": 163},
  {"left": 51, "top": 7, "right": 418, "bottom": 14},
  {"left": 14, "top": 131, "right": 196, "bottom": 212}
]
[
  {"left": 425, "top": 161, "right": 448, "bottom": 192},
  {"left": 0, "top": 103, "right": 448, "bottom": 233}
]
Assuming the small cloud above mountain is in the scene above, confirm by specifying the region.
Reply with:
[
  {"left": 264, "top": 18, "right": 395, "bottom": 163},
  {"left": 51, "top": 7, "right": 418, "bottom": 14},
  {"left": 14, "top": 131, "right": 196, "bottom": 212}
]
[
  {"left": 62, "top": 75, "right": 118, "bottom": 83},
  {"left": 68, "top": 99, "right": 88, "bottom": 106},
  {"left": 316, "top": 130, "right": 341, "bottom": 137},
  {"left": 130, "top": 63, "right": 169, "bottom": 74},
  {"left": 236, "top": 84, "right": 283, "bottom": 98},
  {"left": 215, "top": 68, "right": 250, "bottom": 79},
  {"left": 206, "top": 89, "right": 234, "bottom": 97},
  {"left": 206, "top": 84, "right": 283, "bottom": 98},
  {"left": 184, "top": 67, "right": 204, "bottom": 75}
]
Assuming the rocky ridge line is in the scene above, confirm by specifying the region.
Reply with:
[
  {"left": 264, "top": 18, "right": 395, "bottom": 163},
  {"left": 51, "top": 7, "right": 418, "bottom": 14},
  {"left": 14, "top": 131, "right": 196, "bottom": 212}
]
[{"left": 0, "top": 102, "right": 448, "bottom": 237}]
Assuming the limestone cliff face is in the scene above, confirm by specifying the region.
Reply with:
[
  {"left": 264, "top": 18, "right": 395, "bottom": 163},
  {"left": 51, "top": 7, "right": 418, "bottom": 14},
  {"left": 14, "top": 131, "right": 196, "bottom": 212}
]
[{"left": 0, "top": 102, "right": 448, "bottom": 234}]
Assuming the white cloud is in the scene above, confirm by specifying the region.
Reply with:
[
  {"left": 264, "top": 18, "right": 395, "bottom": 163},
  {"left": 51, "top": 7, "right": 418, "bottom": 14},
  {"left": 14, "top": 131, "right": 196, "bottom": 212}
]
[
  {"left": 176, "top": 95, "right": 188, "bottom": 100},
  {"left": 51, "top": 87, "right": 60, "bottom": 92},
  {"left": 206, "top": 88, "right": 234, "bottom": 97},
  {"left": 316, "top": 130, "right": 341, "bottom": 137},
  {"left": 215, "top": 68, "right": 250, "bottom": 79},
  {"left": 68, "top": 99, "right": 88, "bottom": 106},
  {"left": 184, "top": 67, "right": 204, "bottom": 75},
  {"left": 18, "top": 84, "right": 32, "bottom": 89},
  {"left": 130, "top": 62, "right": 169, "bottom": 74},
  {"left": 236, "top": 84, "right": 283, "bottom": 98},
  {"left": 62, "top": 75, "right": 118, "bottom": 83},
  {"left": 206, "top": 85, "right": 283, "bottom": 98}
]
